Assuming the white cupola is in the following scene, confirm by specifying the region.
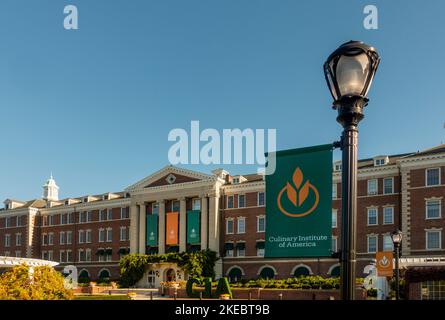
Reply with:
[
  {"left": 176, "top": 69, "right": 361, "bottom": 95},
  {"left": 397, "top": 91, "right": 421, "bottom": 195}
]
[{"left": 43, "top": 173, "right": 59, "bottom": 201}]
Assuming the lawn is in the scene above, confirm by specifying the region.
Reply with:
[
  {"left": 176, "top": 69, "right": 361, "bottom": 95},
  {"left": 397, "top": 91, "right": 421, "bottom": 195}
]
[{"left": 74, "top": 295, "right": 131, "bottom": 300}]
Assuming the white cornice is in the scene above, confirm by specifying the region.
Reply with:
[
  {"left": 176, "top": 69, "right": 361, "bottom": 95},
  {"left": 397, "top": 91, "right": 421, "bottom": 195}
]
[
  {"left": 125, "top": 165, "right": 216, "bottom": 191},
  {"left": 398, "top": 153, "right": 445, "bottom": 166},
  {"left": 221, "top": 181, "right": 265, "bottom": 193},
  {"left": 40, "top": 198, "right": 131, "bottom": 214}
]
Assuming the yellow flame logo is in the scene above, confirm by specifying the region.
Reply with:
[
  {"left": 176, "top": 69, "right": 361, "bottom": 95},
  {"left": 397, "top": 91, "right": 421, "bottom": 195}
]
[
  {"left": 378, "top": 255, "right": 390, "bottom": 268},
  {"left": 277, "top": 167, "right": 319, "bottom": 218}
]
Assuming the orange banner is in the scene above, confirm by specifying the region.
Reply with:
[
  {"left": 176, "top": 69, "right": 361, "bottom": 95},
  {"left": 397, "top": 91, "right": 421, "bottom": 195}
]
[
  {"left": 166, "top": 212, "right": 179, "bottom": 245},
  {"left": 376, "top": 251, "right": 394, "bottom": 277}
]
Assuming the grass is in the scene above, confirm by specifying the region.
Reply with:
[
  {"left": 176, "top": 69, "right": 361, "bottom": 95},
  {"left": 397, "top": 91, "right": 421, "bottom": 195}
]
[{"left": 74, "top": 295, "right": 131, "bottom": 300}]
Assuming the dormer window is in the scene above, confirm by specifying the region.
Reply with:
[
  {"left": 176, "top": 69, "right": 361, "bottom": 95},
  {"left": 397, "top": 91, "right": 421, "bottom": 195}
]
[
  {"left": 5, "top": 203, "right": 9, "bottom": 210},
  {"left": 374, "top": 156, "right": 389, "bottom": 166},
  {"left": 83, "top": 198, "right": 88, "bottom": 203},
  {"left": 65, "top": 200, "right": 69, "bottom": 206},
  {"left": 103, "top": 194, "right": 109, "bottom": 201},
  {"left": 334, "top": 161, "right": 342, "bottom": 172},
  {"left": 232, "top": 178, "right": 240, "bottom": 184}
]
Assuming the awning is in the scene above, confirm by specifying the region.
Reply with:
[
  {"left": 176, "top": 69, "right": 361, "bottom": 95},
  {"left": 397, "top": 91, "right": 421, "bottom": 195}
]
[
  {"left": 118, "top": 248, "right": 130, "bottom": 254},
  {"left": 236, "top": 242, "right": 245, "bottom": 250},
  {"left": 166, "top": 246, "right": 179, "bottom": 253},
  {"left": 96, "top": 249, "right": 105, "bottom": 255},
  {"left": 256, "top": 241, "right": 265, "bottom": 249},
  {"left": 105, "top": 249, "right": 112, "bottom": 255},
  {"left": 224, "top": 243, "right": 234, "bottom": 250}
]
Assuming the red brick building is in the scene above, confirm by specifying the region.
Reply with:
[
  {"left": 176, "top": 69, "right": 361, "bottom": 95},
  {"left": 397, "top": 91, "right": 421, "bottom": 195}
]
[{"left": 1, "top": 144, "right": 445, "bottom": 291}]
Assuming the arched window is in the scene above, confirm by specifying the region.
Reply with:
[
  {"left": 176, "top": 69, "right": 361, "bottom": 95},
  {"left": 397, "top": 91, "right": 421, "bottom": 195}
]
[
  {"left": 98, "top": 269, "right": 111, "bottom": 280},
  {"left": 147, "top": 271, "right": 156, "bottom": 288},
  {"left": 228, "top": 267, "right": 243, "bottom": 283},
  {"left": 259, "top": 267, "right": 275, "bottom": 280},
  {"left": 293, "top": 266, "right": 310, "bottom": 277},
  {"left": 329, "top": 265, "right": 340, "bottom": 277},
  {"left": 79, "top": 269, "right": 90, "bottom": 279}
]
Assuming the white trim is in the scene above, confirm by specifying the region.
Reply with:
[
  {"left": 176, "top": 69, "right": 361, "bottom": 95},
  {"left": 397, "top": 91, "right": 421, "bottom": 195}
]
[
  {"left": 238, "top": 194, "right": 245, "bottom": 208},
  {"left": 367, "top": 234, "right": 378, "bottom": 253},
  {"left": 383, "top": 177, "right": 394, "bottom": 194},
  {"left": 426, "top": 167, "right": 441, "bottom": 187},
  {"left": 237, "top": 217, "right": 246, "bottom": 234},
  {"left": 225, "top": 218, "right": 234, "bottom": 235},
  {"left": 367, "top": 179, "right": 378, "bottom": 195},
  {"left": 332, "top": 209, "right": 338, "bottom": 228},
  {"left": 290, "top": 264, "right": 313, "bottom": 276},
  {"left": 257, "top": 264, "right": 277, "bottom": 276},
  {"left": 327, "top": 263, "right": 340, "bottom": 275},
  {"left": 367, "top": 207, "right": 378, "bottom": 226},
  {"left": 425, "top": 198, "right": 442, "bottom": 220},
  {"left": 331, "top": 236, "right": 338, "bottom": 252},
  {"left": 226, "top": 265, "right": 245, "bottom": 276},
  {"left": 426, "top": 229, "right": 442, "bottom": 250},
  {"left": 97, "top": 268, "right": 111, "bottom": 278},
  {"left": 227, "top": 195, "right": 234, "bottom": 209},
  {"left": 382, "top": 206, "right": 394, "bottom": 225},
  {"left": 257, "top": 191, "right": 265, "bottom": 207},
  {"left": 256, "top": 215, "right": 266, "bottom": 233},
  {"left": 78, "top": 268, "right": 90, "bottom": 278}
]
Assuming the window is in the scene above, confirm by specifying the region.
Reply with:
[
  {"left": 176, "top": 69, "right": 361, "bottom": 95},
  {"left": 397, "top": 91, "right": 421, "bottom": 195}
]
[
  {"left": 5, "top": 217, "right": 11, "bottom": 228},
  {"left": 383, "top": 234, "right": 393, "bottom": 251},
  {"left": 227, "top": 196, "right": 234, "bottom": 209},
  {"left": 48, "top": 215, "right": 53, "bottom": 226},
  {"left": 258, "top": 192, "right": 265, "bottom": 207},
  {"left": 78, "top": 230, "right": 85, "bottom": 244},
  {"left": 426, "top": 200, "right": 441, "bottom": 219},
  {"left": 384, "top": 178, "right": 394, "bottom": 194},
  {"left": 42, "top": 233, "right": 47, "bottom": 246},
  {"left": 224, "top": 243, "right": 234, "bottom": 257},
  {"left": 66, "top": 250, "right": 73, "bottom": 262},
  {"left": 232, "top": 178, "right": 240, "bottom": 184},
  {"left": 120, "top": 208, "right": 128, "bottom": 219},
  {"left": 15, "top": 251, "right": 21, "bottom": 258},
  {"left": 42, "top": 216, "right": 47, "bottom": 227},
  {"left": 374, "top": 158, "right": 387, "bottom": 166},
  {"left": 256, "top": 241, "right": 265, "bottom": 257},
  {"left": 79, "top": 211, "right": 86, "bottom": 223},
  {"left": 192, "top": 199, "right": 201, "bottom": 211},
  {"left": 4, "top": 234, "right": 11, "bottom": 247},
  {"left": 367, "top": 235, "right": 378, "bottom": 253},
  {"left": 60, "top": 232, "right": 65, "bottom": 245},
  {"left": 331, "top": 236, "right": 337, "bottom": 252},
  {"left": 107, "top": 209, "right": 113, "bottom": 220},
  {"left": 332, "top": 209, "right": 337, "bottom": 228},
  {"left": 152, "top": 203, "right": 159, "bottom": 215},
  {"left": 78, "top": 249, "right": 85, "bottom": 262},
  {"left": 236, "top": 242, "right": 245, "bottom": 257},
  {"left": 226, "top": 219, "right": 234, "bottom": 234},
  {"left": 332, "top": 183, "right": 337, "bottom": 199},
  {"left": 334, "top": 162, "right": 342, "bottom": 171},
  {"left": 41, "top": 251, "right": 48, "bottom": 260},
  {"left": 86, "top": 230, "right": 92, "bottom": 243},
  {"left": 85, "top": 249, "right": 92, "bottom": 262},
  {"left": 257, "top": 216, "right": 266, "bottom": 233},
  {"left": 67, "top": 212, "right": 73, "bottom": 224},
  {"left": 367, "top": 179, "right": 378, "bottom": 195},
  {"left": 99, "top": 209, "right": 107, "bottom": 221},
  {"left": 99, "top": 229, "right": 105, "bottom": 242},
  {"left": 237, "top": 217, "right": 246, "bottom": 234},
  {"left": 66, "top": 231, "right": 72, "bottom": 245},
  {"left": 120, "top": 227, "right": 127, "bottom": 241},
  {"left": 426, "top": 230, "right": 441, "bottom": 250},
  {"left": 171, "top": 201, "right": 180, "bottom": 212},
  {"left": 106, "top": 250, "right": 112, "bottom": 262},
  {"left": 383, "top": 207, "right": 394, "bottom": 224},
  {"left": 48, "top": 251, "right": 53, "bottom": 261},
  {"left": 238, "top": 195, "right": 245, "bottom": 208},
  {"left": 60, "top": 213, "right": 66, "bottom": 225},
  {"left": 87, "top": 211, "right": 93, "bottom": 222},
  {"left": 48, "top": 233, "right": 54, "bottom": 245},
  {"left": 367, "top": 208, "right": 378, "bottom": 225},
  {"left": 4, "top": 251, "right": 10, "bottom": 257},
  {"left": 426, "top": 168, "right": 440, "bottom": 186},
  {"left": 16, "top": 216, "right": 22, "bottom": 227},
  {"left": 15, "top": 233, "right": 21, "bottom": 246},
  {"left": 60, "top": 251, "right": 65, "bottom": 263},
  {"left": 106, "top": 228, "right": 113, "bottom": 242}
]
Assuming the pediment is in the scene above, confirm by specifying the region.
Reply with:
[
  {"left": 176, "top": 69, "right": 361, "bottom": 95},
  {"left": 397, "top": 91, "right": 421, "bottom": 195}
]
[{"left": 125, "top": 165, "right": 215, "bottom": 191}]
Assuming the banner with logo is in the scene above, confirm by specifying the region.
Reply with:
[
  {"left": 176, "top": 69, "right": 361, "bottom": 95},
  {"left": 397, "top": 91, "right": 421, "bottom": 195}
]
[
  {"left": 265, "top": 144, "right": 333, "bottom": 258},
  {"left": 146, "top": 214, "right": 158, "bottom": 246},
  {"left": 376, "top": 251, "right": 393, "bottom": 277},
  {"left": 187, "top": 210, "right": 201, "bottom": 245},
  {"left": 166, "top": 212, "right": 179, "bottom": 245}
]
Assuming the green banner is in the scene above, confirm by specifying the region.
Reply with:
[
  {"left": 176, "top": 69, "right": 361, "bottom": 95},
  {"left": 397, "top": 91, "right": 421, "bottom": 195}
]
[
  {"left": 265, "top": 144, "right": 332, "bottom": 258},
  {"left": 146, "top": 214, "right": 158, "bottom": 246},
  {"left": 187, "top": 210, "right": 201, "bottom": 245}
]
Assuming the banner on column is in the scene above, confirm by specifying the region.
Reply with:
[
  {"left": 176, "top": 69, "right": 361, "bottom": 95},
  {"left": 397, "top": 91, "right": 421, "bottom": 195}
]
[
  {"left": 265, "top": 144, "right": 333, "bottom": 258},
  {"left": 187, "top": 210, "right": 201, "bottom": 245},
  {"left": 146, "top": 214, "right": 158, "bottom": 246},
  {"left": 166, "top": 212, "right": 179, "bottom": 245}
]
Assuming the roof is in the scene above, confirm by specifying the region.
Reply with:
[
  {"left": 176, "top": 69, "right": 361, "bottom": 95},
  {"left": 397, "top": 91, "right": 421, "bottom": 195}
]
[{"left": 403, "top": 144, "right": 445, "bottom": 158}]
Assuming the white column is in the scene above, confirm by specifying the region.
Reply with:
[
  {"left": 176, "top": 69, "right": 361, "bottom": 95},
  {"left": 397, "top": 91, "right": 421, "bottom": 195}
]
[
  {"left": 179, "top": 198, "right": 187, "bottom": 252},
  {"left": 208, "top": 194, "right": 220, "bottom": 253},
  {"left": 130, "top": 204, "right": 139, "bottom": 253},
  {"left": 158, "top": 200, "right": 166, "bottom": 254},
  {"left": 200, "top": 195, "right": 208, "bottom": 250},
  {"left": 138, "top": 203, "right": 146, "bottom": 254}
]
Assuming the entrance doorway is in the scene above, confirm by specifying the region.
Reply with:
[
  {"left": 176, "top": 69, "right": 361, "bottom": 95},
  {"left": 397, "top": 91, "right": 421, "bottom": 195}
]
[{"left": 165, "top": 268, "right": 176, "bottom": 282}]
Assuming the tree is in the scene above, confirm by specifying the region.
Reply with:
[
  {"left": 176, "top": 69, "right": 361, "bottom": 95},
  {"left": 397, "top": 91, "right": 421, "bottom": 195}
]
[{"left": 0, "top": 264, "right": 73, "bottom": 300}]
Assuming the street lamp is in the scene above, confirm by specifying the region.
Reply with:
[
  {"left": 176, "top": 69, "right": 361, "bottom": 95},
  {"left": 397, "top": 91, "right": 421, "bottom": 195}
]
[
  {"left": 391, "top": 229, "right": 403, "bottom": 300},
  {"left": 324, "top": 41, "right": 381, "bottom": 300}
]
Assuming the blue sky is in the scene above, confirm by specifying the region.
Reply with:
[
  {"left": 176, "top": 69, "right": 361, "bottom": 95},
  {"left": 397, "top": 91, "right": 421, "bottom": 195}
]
[{"left": 0, "top": 0, "right": 444, "bottom": 201}]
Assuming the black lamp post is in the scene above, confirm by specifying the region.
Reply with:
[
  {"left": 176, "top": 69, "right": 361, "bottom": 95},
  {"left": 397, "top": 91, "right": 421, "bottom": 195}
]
[
  {"left": 391, "top": 229, "right": 403, "bottom": 300},
  {"left": 324, "top": 41, "right": 381, "bottom": 300}
]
